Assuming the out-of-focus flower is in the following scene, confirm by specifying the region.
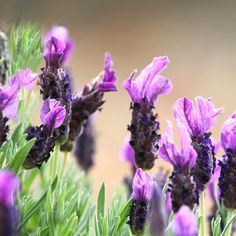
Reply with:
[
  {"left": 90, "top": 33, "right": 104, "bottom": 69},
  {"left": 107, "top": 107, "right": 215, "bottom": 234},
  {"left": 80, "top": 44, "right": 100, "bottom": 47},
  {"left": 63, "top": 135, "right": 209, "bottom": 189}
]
[
  {"left": 128, "top": 168, "right": 153, "bottom": 235},
  {"left": 9, "top": 68, "right": 38, "bottom": 90},
  {"left": 60, "top": 52, "right": 118, "bottom": 152},
  {"left": 121, "top": 136, "right": 135, "bottom": 168},
  {"left": 172, "top": 205, "right": 198, "bottom": 236},
  {"left": 0, "top": 31, "right": 9, "bottom": 85},
  {"left": 0, "top": 170, "right": 20, "bottom": 236},
  {"left": 43, "top": 37, "right": 66, "bottom": 68},
  {"left": 43, "top": 26, "right": 73, "bottom": 65},
  {"left": 219, "top": 114, "right": 236, "bottom": 209},
  {"left": 123, "top": 56, "right": 172, "bottom": 104},
  {"left": 40, "top": 98, "right": 66, "bottom": 131},
  {"left": 174, "top": 96, "right": 224, "bottom": 194},
  {"left": 149, "top": 183, "right": 166, "bottom": 236},
  {"left": 74, "top": 117, "right": 96, "bottom": 172},
  {"left": 97, "top": 52, "right": 118, "bottom": 92},
  {"left": 122, "top": 57, "right": 172, "bottom": 170},
  {"left": 159, "top": 121, "right": 197, "bottom": 212},
  {"left": 0, "top": 85, "right": 19, "bottom": 119}
]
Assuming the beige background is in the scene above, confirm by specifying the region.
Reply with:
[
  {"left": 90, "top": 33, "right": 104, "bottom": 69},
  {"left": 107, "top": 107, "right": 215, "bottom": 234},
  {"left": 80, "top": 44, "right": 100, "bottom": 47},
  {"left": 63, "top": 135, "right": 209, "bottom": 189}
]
[{"left": 0, "top": 0, "right": 235, "bottom": 203}]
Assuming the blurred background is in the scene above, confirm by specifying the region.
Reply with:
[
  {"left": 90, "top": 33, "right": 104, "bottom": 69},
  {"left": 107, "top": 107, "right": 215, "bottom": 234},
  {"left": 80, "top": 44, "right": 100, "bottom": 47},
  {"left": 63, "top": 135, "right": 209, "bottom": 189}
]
[{"left": 0, "top": 0, "right": 235, "bottom": 202}]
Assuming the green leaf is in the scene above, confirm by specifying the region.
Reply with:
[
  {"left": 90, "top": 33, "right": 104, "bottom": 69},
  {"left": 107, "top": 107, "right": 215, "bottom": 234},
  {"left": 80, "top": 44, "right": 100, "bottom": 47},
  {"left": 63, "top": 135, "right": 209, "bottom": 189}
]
[
  {"left": 18, "top": 176, "right": 58, "bottom": 230},
  {"left": 116, "top": 199, "right": 132, "bottom": 232},
  {"left": 11, "top": 122, "right": 24, "bottom": 144},
  {"left": 97, "top": 183, "right": 105, "bottom": 218},
  {"left": 7, "top": 138, "right": 35, "bottom": 174}
]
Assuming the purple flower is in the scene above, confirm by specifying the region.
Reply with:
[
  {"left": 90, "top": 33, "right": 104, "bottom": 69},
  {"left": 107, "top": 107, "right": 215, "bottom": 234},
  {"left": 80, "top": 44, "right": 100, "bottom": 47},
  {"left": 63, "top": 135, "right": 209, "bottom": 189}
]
[
  {"left": 132, "top": 168, "right": 153, "bottom": 202},
  {"left": 43, "top": 26, "right": 73, "bottom": 65},
  {"left": 43, "top": 37, "right": 66, "bottom": 67},
  {"left": 0, "top": 171, "right": 20, "bottom": 207},
  {"left": 173, "top": 97, "right": 224, "bottom": 138},
  {"left": 172, "top": 205, "right": 198, "bottom": 236},
  {"left": 221, "top": 114, "right": 236, "bottom": 152},
  {"left": 9, "top": 69, "right": 38, "bottom": 90},
  {"left": 165, "top": 190, "right": 172, "bottom": 215},
  {"left": 123, "top": 56, "right": 172, "bottom": 104},
  {"left": 40, "top": 98, "right": 66, "bottom": 131},
  {"left": 97, "top": 52, "right": 118, "bottom": 92},
  {"left": 121, "top": 136, "right": 135, "bottom": 168},
  {"left": 0, "top": 85, "right": 19, "bottom": 119},
  {"left": 159, "top": 121, "right": 197, "bottom": 168}
]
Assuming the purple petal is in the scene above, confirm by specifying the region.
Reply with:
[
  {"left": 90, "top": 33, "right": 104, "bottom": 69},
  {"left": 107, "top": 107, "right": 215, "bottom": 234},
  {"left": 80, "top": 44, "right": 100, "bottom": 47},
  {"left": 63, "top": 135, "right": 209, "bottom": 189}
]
[
  {"left": 135, "top": 56, "right": 170, "bottom": 97},
  {"left": 173, "top": 98, "right": 197, "bottom": 136},
  {"left": 178, "top": 124, "right": 197, "bottom": 168},
  {"left": 165, "top": 191, "right": 172, "bottom": 215},
  {"left": 172, "top": 205, "right": 198, "bottom": 236},
  {"left": 120, "top": 137, "right": 135, "bottom": 168},
  {"left": 208, "top": 160, "right": 221, "bottom": 202},
  {"left": 44, "top": 37, "right": 66, "bottom": 66},
  {"left": 195, "top": 96, "right": 224, "bottom": 136},
  {"left": 221, "top": 116, "right": 236, "bottom": 152},
  {"left": 43, "top": 26, "right": 74, "bottom": 65},
  {"left": 40, "top": 99, "right": 66, "bottom": 130},
  {"left": 146, "top": 75, "right": 172, "bottom": 102},
  {"left": 132, "top": 168, "right": 153, "bottom": 202},
  {"left": 0, "top": 86, "right": 19, "bottom": 119},
  {"left": 122, "top": 70, "right": 141, "bottom": 102},
  {"left": 0, "top": 171, "right": 20, "bottom": 207},
  {"left": 159, "top": 121, "right": 179, "bottom": 166},
  {"left": 9, "top": 69, "right": 38, "bottom": 90},
  {"left": 97, "top": 52, "right": 118, "bottom": 92}
]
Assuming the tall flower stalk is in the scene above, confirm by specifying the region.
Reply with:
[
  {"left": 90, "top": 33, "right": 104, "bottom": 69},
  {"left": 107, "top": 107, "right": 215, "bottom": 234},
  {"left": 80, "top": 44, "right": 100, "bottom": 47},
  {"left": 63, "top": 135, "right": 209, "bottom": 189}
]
[{"left": 123, "top": 57, "right": 172, "bottom": 170}]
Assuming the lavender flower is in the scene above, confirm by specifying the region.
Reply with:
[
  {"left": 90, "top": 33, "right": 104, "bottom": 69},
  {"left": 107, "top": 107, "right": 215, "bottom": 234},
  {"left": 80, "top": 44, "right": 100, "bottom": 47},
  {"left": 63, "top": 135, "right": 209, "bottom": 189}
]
[
  {"left": 60, "top": 52, "right": 118, "bottom": 151},
  {"left": 149, "top": 183, "right": 166, "bottom": 236},
  {"left": 0, "top": 171, "right": 20, "bottom": 236},
  {"left": 123, "top": 56, "right": 172, "bottom": 170},
  {"left": 9, "top": 68, "right": 38, "bottom": 90},
  {"left": 0, "top": 85, "right": 19, "bottom": 147},
  {"left": 219, "top": 114, "right": 236, "bottom": 209},
  {"left": 74, "top": 117, "right": 96, "bottom": 172},
  {"left": 128, "top": 168, "right": 153, "bottom": 235},
  {"left": 40, "top": 35, "right": 72, "bottom": 143},
  {"left": 173, "top": 97, "right": 224, "bottom": 192},
  {"left": 172, "top": 205, "right": 198, "bottom": 236},
  {"left": 43, "top": 26, "right": 74, "bottom": 65},
  {"left": 159, "top": 121, "right": 197, "bottom": 212},
  {"left": 0, "top": 31, "right": 9, "bottom": 85},
  {"left": 23, "top": 99, "right": 66, "bottom": 169}
]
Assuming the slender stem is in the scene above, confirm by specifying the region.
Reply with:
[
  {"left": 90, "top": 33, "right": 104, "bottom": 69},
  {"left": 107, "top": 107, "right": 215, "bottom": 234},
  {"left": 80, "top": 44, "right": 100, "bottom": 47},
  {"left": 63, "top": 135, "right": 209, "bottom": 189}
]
[
  {"left": 53, "top": 143, "right": 59, "bottom": 180},
  {"left": 60, "top": 151, "right": 68, "bottom": 178},
  {"left": 26, "top": 91, "right": 32, "bottom": 110},
  {"left": 225, "top": 210, "right": 233, "bottom": 236},
  {"left": 199, "top": 191, "right": 206, "bottom": 236}
]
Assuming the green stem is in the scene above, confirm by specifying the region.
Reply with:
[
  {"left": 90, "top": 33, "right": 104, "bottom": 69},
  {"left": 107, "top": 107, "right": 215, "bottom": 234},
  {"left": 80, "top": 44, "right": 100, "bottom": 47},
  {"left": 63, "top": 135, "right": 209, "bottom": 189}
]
[
  {"left": 199, "top": 191, "right": 206, "bottom": 236},
  {"left": 225, "top": 210, "right": 233, "bottom": 236},
  {"left": 53, "top": 143, "right": 59, "bottom": 180},
  {"left": 60, "top": 151, "right": 68, "bottom": 178}
]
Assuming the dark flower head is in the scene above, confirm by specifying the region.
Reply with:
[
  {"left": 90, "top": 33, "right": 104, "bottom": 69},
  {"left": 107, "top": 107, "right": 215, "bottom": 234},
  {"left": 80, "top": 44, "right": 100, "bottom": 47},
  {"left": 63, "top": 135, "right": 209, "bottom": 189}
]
[
  {"left": 44, "top": 37, "right": 66, "bottom": 68},
  {"left": 123, "top": 56, "right": 172, "bottom": 104},
  {"left": 173, "top": 97, "right": 224, "bottom": 138},
  {"left": 172, "top": 205, "right": 198, "bottom": 236},
  {"left": 43, "top": 26, "right": 74, "bottom": 65}
]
